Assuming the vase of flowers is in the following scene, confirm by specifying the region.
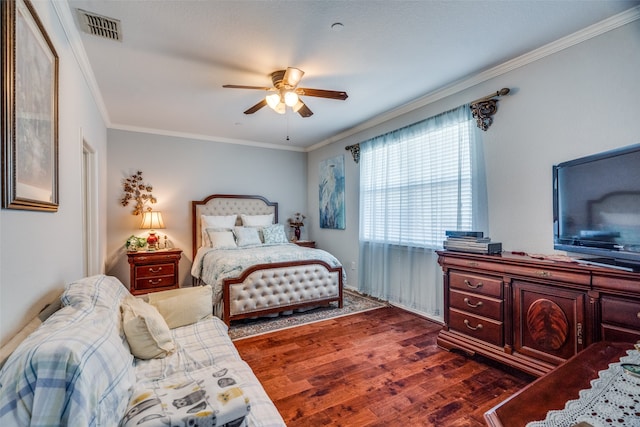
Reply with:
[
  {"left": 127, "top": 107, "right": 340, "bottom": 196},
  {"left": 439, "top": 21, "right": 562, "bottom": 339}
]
[{"left": 288, "top": 213, "right": 306, "bottom": 241}]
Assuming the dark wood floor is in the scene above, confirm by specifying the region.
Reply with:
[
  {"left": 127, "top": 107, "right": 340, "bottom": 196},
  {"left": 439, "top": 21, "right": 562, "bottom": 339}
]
[{"left": 234, "top": 306, "right": 534, "bottom": 426}]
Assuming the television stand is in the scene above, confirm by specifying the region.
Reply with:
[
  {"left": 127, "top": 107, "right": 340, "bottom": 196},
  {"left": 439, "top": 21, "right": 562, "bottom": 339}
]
[
  {"left": 436, "top": 251, "right": 640, "bottom": 378},
  {"left": 575, "top": 257, "right": 640, "bottom": 272}
]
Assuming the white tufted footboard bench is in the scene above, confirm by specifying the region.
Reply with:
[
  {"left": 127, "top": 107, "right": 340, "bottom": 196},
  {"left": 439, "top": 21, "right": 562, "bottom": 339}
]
[{"left": 223, "top": 260, "right": 343, "bottom": 326}]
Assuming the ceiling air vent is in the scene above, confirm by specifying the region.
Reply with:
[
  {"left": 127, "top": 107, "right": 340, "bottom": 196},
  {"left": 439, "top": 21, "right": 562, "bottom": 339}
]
[{"left": 76, "top": 9, "right": 122, "bottom": 41}]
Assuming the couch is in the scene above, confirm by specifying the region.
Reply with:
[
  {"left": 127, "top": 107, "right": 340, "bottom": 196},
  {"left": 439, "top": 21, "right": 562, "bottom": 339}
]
[{"left": 0, "top": 275, "right": 286, "bottom": 427}]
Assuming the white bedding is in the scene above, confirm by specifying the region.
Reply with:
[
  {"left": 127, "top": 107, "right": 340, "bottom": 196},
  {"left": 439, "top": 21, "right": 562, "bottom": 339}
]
[{"left": 191, "top": 243, "right": 345, "bottom": 305}]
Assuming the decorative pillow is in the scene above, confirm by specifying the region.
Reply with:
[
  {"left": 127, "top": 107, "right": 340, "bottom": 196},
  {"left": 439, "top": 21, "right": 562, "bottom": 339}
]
[
  {"left": 240, "top": 213, "right": 274, "bottom": 227},
  {"left": 147, "top": 285, "right": 213, "bottom": 329},
  {"left": 121, "top": 296, "right": 175, "bottom": 359},
  {"left": 263, "top": 224, "right": 289, "bottom": 244},
  {"left": 120, "top": 365, "right": 250, "bottom": 427},
  {"left": 234, "top": 226, "right": 262, "bottom": 247},
  {"left": 252, "top": 226, "right": 265, "bottom": 243},
  {"left": 201, "top": 215, "right": 237, "bottom": 247},
  {"left": 206, "top": 229, "right": 237, "bottom": 249}
]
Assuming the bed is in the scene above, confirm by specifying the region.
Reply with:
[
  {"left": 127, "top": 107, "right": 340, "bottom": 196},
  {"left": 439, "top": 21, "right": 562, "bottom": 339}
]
[{"left": 191, "top": 194, "right": 344, "bottom": 325}]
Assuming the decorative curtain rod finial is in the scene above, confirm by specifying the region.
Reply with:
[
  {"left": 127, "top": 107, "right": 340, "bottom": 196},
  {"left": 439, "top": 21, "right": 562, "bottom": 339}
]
[
  {"left": 345, "top": 144, "right": 360, "bottom": 163},
  {"left": 470, "top": 88, "right": 511, "bottom": 131}
]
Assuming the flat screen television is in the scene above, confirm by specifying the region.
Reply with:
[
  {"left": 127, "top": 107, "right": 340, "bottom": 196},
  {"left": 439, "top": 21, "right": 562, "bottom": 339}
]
[{"left": 553, "top": 143, "right": 640, "bottom": 271}]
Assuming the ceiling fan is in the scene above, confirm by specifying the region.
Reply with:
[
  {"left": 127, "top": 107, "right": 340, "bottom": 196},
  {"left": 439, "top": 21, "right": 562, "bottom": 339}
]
[{"left": 223, "top": 67, "right": 348, "bottom": 118}]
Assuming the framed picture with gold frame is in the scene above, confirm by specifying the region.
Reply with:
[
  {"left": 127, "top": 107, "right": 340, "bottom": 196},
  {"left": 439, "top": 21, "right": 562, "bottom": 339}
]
[{"left": 2, "top": 0, "right": 59, "bottom": 211}]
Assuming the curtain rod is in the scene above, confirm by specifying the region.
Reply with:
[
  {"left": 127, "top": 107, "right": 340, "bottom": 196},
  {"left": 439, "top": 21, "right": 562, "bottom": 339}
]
[
  {"left": 346, "top": 87, "right": 511, "bottom": 163},
  {"left": 470, "top": 87, "right": 510, "bottom": 105}
]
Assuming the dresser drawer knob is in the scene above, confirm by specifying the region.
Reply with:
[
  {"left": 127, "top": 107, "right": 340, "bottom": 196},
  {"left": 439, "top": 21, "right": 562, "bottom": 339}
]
[
  {"left": 537, "top": 270, "right": 551, "bottom": 277},
  {"left": 149, "top": 267, "right": 162, "bottom": 273},
  {"left": 464, "top": 319, "right": 483, "bottom": 331},
  {"left": 464, "top": 279, "right": 483, "bottom": 289},
  {"left": 464, "top": 297, "right": 483, "bottom": 308},
  {"left": 148, "top": 279, "right": 162, "bottom": 285}
]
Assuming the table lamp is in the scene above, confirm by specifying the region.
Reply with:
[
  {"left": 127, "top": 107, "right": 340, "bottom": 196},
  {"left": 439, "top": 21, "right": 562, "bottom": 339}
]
[{"left": 140, "top": 210, "right": 165, "bottom": 250}]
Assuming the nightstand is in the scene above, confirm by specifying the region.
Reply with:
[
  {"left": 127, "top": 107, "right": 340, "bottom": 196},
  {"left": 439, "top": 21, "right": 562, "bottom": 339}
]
[
  {"left": 127, "top": 248, "right": 182, "bottom": 295},
  {"left": 293, "top": 240, "right": 316, "bottom": 248}
]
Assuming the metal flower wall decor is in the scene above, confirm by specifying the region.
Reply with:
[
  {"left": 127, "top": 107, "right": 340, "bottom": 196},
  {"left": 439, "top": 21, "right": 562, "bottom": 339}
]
[{"left": 120, "top": 171, "right": 157, "bottom": 215}]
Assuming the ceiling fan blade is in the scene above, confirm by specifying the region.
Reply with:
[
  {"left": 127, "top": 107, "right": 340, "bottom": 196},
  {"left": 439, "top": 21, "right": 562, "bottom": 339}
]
[
  {"left": 296, "top": 101, "right": 313, "bottom": 118},
  {"left": 243, "top": 99, "right": 267, "bottom": 114},
  {"left": 296, "top": 88, "right": 348, "bottom": 100},
  {"left": 283, "top": 67, "right": 304, "bottom": 88},
  {"left": 223, "top": 84, "right": 272, "bottom": 91}
]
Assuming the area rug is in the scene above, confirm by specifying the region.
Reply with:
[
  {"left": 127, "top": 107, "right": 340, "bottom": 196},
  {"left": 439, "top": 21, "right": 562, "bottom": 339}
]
[{"left": 229, "top": 289, "right": 388, "bottom": 340}]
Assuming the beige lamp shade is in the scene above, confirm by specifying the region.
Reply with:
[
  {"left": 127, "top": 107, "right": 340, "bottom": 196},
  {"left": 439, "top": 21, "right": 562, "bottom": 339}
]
[{"left": 140, "top": 211, "right": 165, "bottom": 230}]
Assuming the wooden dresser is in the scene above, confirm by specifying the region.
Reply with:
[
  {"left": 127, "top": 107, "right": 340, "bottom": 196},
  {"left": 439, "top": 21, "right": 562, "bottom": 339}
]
[
  {"left": 127, "top": 248, "right": 182, "bottom": 295},
  {"left": 437, "top": 251, "right": 640, "bottom": 377}
]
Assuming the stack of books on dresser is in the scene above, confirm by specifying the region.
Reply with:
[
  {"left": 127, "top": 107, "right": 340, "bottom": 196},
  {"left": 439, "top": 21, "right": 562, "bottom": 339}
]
[{"left": 443, "top": 231, "right": 502, "bottom": 254}]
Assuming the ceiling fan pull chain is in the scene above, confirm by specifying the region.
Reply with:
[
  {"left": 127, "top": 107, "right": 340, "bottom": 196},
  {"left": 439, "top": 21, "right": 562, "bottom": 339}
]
[{"left": 286, "top": 110, "right": 290, "bottom": 141}]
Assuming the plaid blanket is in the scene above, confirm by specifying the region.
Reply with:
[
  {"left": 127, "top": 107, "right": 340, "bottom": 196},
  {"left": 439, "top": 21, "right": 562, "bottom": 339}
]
[{"left": 0, "top": 276, "right": 135, "bottom": 426}]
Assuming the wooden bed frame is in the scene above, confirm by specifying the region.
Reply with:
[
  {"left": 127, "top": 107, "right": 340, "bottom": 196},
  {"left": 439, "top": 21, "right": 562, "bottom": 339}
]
[{"left": 191, "top": 194, "right": 343, "bottom": 325}]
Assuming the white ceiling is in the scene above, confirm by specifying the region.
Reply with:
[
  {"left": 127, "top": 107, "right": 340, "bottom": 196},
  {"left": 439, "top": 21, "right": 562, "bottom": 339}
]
[{"left": 64, "top": 0, "right": 639, "bottom": 150}]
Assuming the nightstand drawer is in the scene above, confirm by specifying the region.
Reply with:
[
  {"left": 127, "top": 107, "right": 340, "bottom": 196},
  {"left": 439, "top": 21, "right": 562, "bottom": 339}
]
[
  {"left": 450, "top": 289, "right": 503, "bottom": 320},
  {"left": 135, "top": 263, "right": 175, "bottom": 278},
  {"left": 450, "top": 308, "right": 503, "bottom": 346},
  {"left": 135, "top": 275, "right": 176, "bottom": 291}
]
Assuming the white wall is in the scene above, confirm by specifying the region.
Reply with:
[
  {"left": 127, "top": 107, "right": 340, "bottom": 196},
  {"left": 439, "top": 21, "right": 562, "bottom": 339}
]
[
  {"left": 0, "top": 2, "right": 108, "bottom": 345},
  {"left": 308, "top": 20, "right": 640, "bottom": 289},
  {"left": 105, "top": 130, "right": 308, "bottom": 287}
]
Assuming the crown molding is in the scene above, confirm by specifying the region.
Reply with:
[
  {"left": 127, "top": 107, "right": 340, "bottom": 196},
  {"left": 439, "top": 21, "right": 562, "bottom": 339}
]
[
  {"left": 109, "top": 124, "right": 307, "bottom": 152},
  {"left": 308, "top": 5, "right": 640, "bottom": 152},
  {"left": 53, "top": 1, "right": 112, "bottom": 127}
]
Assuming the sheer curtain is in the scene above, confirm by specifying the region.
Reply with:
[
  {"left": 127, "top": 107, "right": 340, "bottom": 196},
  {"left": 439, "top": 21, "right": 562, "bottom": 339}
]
[{"left": 358, "top": 104, "right": 487, "bottom": 320}]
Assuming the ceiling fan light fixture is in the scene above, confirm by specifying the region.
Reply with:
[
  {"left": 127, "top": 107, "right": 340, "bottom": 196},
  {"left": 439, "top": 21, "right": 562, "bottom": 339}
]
[
  {"left": 274, "top": 102, "right": 286, "bottom": 114},
  {"left": 225, "top": 67, "right": 347, "bottom": 118},
  {"left": 284, "top": 91, "right": 299, "bottom": 107},
  {"left": 266, "top": 93, "right": 281, "bottom": 109}
]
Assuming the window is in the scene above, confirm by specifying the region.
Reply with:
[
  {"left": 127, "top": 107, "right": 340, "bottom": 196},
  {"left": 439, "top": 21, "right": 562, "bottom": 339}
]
[{"left": 360, "top": 105, "right": 480, "bottom": 249}]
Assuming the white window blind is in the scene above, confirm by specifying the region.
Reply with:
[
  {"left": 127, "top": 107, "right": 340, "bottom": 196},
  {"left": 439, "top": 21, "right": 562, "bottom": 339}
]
[{"left": 360, "top": 105, "right": 477, "bottom": 249}]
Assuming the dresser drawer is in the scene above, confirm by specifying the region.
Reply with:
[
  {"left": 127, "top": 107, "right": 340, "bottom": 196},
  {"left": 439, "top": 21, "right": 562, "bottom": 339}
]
[
  {"left": 450, "top": 289, "right": 503, "bottom": 320},
  {"left": 601, "top": 295, "right": 640, "bottom": 330},
  {"left": 450, "top": 271, "right": 502, "bottom": 298},
  {"left": 601, "top": 324, "right": 640, "bottom": 343},
  {"left": 135, "top": 263, "right": 175, "bottom": 278},
  {"left": 449, "top": 308, "right": 503, "bottom": 346}
]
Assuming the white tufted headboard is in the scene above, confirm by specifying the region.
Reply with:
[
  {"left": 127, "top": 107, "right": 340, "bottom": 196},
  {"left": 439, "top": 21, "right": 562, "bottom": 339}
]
[{"left": 191, "top": 194, "right": 278, "bottom": 259}]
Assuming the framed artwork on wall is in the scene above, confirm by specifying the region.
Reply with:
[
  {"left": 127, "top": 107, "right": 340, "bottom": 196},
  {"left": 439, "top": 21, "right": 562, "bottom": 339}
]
[
  {"left": 2, "top": 0, "right": 59, "bottom": 211},
  {"left": 319, "top": 154, "right": 345, "bottom": 230}
]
